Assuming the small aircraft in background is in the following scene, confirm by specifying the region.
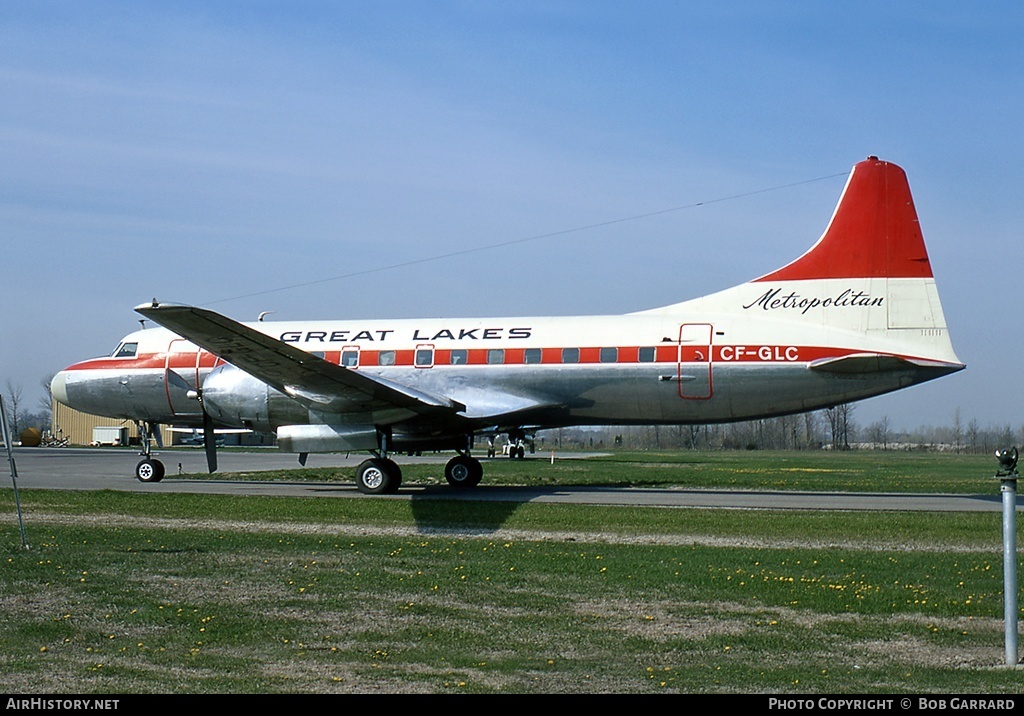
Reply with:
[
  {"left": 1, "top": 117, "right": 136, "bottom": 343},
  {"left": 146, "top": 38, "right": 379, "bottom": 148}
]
[
  {"left": 173, "top": 429, "right": 227, "bottom": 448},
  {"left": 51, "top": 157, "right": 964, "bottom": 493}
]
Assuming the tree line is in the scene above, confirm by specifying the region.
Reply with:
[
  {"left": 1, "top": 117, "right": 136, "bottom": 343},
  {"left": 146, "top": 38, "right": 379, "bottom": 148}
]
[{"left": 539, "top": 404, "right": 1023, "bottom": 454}]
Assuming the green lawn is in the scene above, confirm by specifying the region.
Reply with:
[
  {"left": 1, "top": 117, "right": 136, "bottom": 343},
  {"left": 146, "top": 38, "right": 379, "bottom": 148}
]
[
  {"left": 1, "top": 450, "right": 1020, "bottom": 693},
  {"left": 185, "top": 448, "right": 999, "bottom": 493}
]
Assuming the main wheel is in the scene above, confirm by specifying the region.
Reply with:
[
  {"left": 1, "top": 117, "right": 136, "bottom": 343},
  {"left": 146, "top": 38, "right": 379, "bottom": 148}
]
[
  {"left": 445, "top": 455, "right": 482, "bottom": 488},
  {"left": 135, "top": 458, "right": 165, "bottom": 483},
  {"left": 356, "top": 458, "right": 402, "bottom": 494}
]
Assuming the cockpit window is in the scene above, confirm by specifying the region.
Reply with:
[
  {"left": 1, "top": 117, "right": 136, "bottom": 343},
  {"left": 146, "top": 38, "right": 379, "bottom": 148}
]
[{"left": 113, "top": 342, "right": 138, "bottom": 358}]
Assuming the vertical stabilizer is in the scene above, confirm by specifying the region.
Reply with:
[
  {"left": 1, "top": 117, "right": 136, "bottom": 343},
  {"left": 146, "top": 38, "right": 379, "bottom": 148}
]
[
  {"left": 755, "top": 156, "right": 932, "bottom": 282},
  {"left": 640, "top": 156, "right": 963, "bottom": 371}
]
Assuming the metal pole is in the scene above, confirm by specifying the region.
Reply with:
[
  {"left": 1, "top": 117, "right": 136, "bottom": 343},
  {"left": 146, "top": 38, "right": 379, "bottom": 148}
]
[
  {"left": 1001, "top": 475, "right": 1018, "bottom": 666},
  {"left": 0, "top": 395, "right": 29, "bottom": 549},
  {"left": 995, "top": 448, "right": 1020, "bottom": 666}
]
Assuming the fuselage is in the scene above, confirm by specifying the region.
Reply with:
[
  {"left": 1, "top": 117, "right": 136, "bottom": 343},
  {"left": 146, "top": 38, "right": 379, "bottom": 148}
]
[{"left": 51, "top": 284, "right": 963, "bottom": 447}]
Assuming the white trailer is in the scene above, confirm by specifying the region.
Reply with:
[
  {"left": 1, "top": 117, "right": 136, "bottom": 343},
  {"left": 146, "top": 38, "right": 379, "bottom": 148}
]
[{"left": 91, "top": 426, "right": 128, "bottom": 446}]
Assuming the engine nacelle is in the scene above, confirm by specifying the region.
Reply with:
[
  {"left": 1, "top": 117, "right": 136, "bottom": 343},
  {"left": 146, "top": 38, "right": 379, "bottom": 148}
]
[
  {"left": 201, "top": 364, "right": 307, "bottom": 432},
  {"left": 276, "top": 424, "right": 379, "bottom": 453}
]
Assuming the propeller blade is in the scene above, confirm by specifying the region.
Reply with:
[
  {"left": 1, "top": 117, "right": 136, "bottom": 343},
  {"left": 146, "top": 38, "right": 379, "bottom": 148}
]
[
  {"left": 202, "top": 410, "right": 218, "bottom": 473},
  {"left": 150, "top": 422, "right": 164, "bottom": 448}
]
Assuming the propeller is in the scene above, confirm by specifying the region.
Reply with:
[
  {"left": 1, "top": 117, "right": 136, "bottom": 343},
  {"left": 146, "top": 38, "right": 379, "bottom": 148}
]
[
  {"left": 149, "top": 421, "right": 164, "bottom": 449},
  {"left": 184, "top": 381, "right": 219, "bottom": 474},
  {"left": 202, "top": 407, "right": 218, "bottom": 473}
]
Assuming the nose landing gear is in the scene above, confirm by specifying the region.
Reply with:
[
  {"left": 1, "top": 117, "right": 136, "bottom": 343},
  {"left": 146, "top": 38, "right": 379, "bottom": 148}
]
[
  {"left": 135, "top": 421, "right": 165, "bottom": 482},
  {"left": 136, "top": 457, "right": 165, "bottom": 483}
]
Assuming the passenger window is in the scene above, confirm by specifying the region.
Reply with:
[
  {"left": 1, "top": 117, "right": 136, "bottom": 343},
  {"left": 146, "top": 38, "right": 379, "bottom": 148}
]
[
  {"left": 310, "top": 351, "right": 325, "bottom": 359},
  {"left": 638, "top": 347, "right": 656, "bottom": 362},
  {"left": 562, "top": 347, "right": 580, "bottom": 364},
  {"left": 487, "top": 349, "right": 504, "bottom": 365},
  {"left": 378, "top": 350, "right": 396, "bottom": 366},
  {"left": 450, "top": 349, "right": 467, "bottom": 365},
  {"left": 600, "top": 347, "right": 618, "bottom": 363},
  {"left": 341, "top": 350, "right": 359, "bottom": 367},
  {"left": 524, "top": 348, "right": 542, "bottom": 364},
  {"left": 114, "top": 343, "right": 138, "bottom": 358},
  {"left": 415, "top": 348, "right": 434, "bottom": 367}
]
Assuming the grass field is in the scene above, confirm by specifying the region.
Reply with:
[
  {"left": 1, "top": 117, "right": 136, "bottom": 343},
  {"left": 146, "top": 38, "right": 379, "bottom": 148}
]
[
  {"left": 189, "top": 448, "right": 1002, "bottom": 493},
  {"left": 1, "top": 450, "right": 1021, "bottom": 693}
]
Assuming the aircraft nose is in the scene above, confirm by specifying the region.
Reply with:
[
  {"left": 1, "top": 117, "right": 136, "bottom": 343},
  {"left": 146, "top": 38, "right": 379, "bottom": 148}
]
[{"left": 50, "top": 371, "right": 70, "bottom": 407}]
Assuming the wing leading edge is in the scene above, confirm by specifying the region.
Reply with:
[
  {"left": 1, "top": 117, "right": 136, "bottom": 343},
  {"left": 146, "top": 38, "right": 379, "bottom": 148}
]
[{"left": 135, "top": 302, "right": 464, "bottom": 419}]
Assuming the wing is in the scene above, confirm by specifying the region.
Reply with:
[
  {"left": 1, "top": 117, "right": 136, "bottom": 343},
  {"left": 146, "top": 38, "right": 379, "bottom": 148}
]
[{"left": 135, "top": 302, "right": 464, "bottom": 420}]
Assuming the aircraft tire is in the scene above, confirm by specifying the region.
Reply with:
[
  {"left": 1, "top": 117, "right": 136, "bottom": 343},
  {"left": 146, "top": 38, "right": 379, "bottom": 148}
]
[
  {"left": 136, "top": 458, "right": 165, "bottom": 483},
  {"left": 445, "top": 455, "right": 482, "bottom": 488},
  {"left": 356, "top": 458, "right": 401, "bottom": 495}
]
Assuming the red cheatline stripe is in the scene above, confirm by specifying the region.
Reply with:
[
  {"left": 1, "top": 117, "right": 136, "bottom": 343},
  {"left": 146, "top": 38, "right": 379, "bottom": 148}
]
[{"left": 61, "top": 344, "right": 942, "bottom": 371}]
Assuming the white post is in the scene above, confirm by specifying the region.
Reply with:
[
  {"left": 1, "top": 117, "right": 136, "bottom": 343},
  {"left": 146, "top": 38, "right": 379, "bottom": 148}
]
[
  {"left": 995, "top": 448, "right": 1019, "bottom": 666},
  {"left": 1001, "top": 477, "right": 1018, "bottom": 666}
]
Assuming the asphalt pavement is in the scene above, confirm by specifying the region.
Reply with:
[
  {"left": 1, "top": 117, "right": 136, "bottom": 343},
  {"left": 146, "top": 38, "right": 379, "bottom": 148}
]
[{"left": 2, "top": 446, "right": 1013, "bottom": 512}]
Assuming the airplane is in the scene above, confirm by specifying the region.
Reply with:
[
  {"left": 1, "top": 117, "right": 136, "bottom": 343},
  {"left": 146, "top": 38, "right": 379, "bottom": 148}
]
[{"left": 50, "top": 156, "right": 964, "bottom": 493}]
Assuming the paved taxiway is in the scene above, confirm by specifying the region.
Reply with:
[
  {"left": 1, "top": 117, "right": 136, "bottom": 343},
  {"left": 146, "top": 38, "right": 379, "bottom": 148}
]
[{"left": 3, "top": 447, "right": 1014, "bottom": 512}]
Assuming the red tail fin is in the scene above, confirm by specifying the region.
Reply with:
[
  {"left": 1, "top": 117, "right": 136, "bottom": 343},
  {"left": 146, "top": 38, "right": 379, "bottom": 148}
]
[{"left": 755, "top": 157, "right": 933, "bottom": 282}]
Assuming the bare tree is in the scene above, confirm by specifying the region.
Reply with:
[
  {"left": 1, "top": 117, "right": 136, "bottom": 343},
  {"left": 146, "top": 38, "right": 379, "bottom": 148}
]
[
  {"left": 38, "top": 374, "right": 54, "bottom": 429},
  {"left": 4, "top": 380, "right": 23, "bottom": 435},
  {"left": 967, "top": 418, "right": 980, "bottom": 454},
  {"left": 802, "top": 411, "right": 819, "bottom": 449},
  {"left": 867, "top": 416, "right": 890, "bottom": 449},
  {"left": 824, "top": 404, "right": 856, "bottom": 450},
  {"left": 686, "top": 424, "right": 701, "bottom": 449}
]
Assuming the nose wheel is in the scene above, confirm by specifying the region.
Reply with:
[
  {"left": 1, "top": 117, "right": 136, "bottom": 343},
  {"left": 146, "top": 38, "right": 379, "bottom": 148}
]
[
  {"left": 136, "top": 458, "right": 165, "bottom": 483},
  {"left": 134, "top": 421, "right": 165, "bottom": 482}
]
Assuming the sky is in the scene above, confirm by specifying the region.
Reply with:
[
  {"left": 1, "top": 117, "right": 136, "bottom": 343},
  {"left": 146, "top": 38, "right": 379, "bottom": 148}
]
[{"left": 1, "top": 1, "right": 1021, "bottom": 436}]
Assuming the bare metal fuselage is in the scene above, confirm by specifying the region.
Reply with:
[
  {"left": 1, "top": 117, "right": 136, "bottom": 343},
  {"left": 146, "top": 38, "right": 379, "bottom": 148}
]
[{"left": 52, "top": 307, "right": 958, "bottom": 453}]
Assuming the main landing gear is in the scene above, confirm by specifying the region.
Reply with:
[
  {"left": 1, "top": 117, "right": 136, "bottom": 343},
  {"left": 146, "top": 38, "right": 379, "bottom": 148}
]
[
  {"left": 354, "top": 457, "right": 402, "bottom": 494},
  {"left": 355, "top": 436, "right": 485, "bottom": 494},
  {"left": 504, "top": 429, "right": 532, "bottom": 459},
  {"left": 355, "top": 452, "right": 484, "bottom": 493},
  {"left": 444, "top": 435, "right": 483, "bottom": 489},
  {"left": 444, "top": 454, "right": 483, "bottom": 488}
]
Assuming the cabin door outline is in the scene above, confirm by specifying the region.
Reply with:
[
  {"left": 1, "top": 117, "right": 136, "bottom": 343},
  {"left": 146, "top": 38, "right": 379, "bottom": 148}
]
[{"left": 678, "top": 323, "right": 713, "bottom": 399}]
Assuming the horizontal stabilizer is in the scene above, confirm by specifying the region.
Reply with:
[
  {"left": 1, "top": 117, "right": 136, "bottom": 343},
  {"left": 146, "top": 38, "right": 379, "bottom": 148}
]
[{"left": 808, "top": 353, "right": 962, "bottom": 375}]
